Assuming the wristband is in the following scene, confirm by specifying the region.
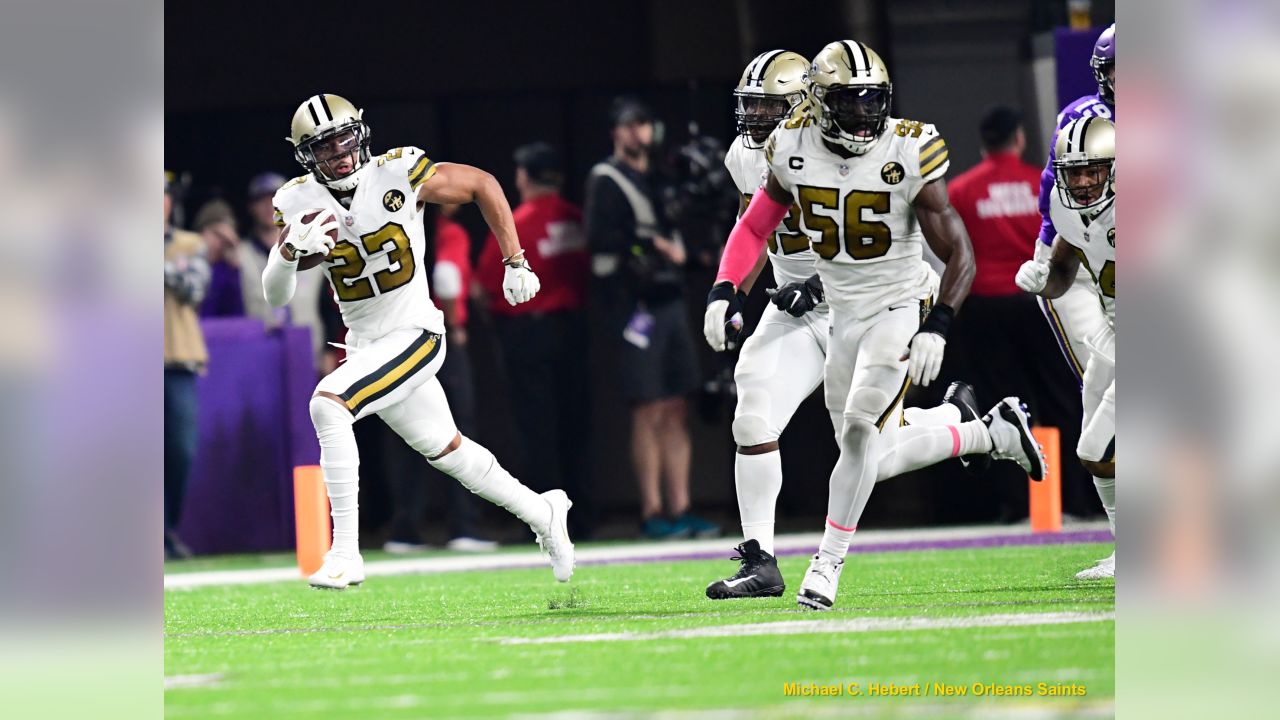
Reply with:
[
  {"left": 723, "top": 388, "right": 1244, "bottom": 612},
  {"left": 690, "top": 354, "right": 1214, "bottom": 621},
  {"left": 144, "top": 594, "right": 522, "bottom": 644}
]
[{"left": 918, "top": 302, "right": 955, "bottom": 338}]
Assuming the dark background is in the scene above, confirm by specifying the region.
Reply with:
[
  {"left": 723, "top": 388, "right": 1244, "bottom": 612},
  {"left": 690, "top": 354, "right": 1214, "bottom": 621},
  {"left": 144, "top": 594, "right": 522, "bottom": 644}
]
[{"left": 166, "top": 0, "right": 1114, "bottom": 535}]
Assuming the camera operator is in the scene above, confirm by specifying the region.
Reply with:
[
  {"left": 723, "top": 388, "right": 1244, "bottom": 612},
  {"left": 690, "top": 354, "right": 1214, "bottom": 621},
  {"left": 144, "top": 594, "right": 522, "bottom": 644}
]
[{"left": 585, "top": 97, "right": 719, "bottom": 540}]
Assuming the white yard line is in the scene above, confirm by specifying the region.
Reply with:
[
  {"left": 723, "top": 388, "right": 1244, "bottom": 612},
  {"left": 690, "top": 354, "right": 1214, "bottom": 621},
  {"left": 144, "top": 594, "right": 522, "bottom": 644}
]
[
  {"left": 498, "top": 610, "right": 1115, "bottom": 645},
  {"left": 164, "top": 521, "right": 1110, "bottom": 590},
  {"left": 163, "top": 673, "right": 225, "bottom": 690}
]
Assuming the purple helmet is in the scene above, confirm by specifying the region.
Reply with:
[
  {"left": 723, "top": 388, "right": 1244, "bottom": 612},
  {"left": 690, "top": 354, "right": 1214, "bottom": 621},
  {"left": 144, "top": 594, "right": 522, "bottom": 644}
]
[{"left": 1091, "top": 24, "right": 1116, "bottom": 103}]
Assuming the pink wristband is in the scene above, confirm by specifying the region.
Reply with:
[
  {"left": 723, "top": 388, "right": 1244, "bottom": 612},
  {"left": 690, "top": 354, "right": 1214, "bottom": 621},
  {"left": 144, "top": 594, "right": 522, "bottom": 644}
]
[{"left": 715, "top": 190, "right": 790, "bottom": 287}]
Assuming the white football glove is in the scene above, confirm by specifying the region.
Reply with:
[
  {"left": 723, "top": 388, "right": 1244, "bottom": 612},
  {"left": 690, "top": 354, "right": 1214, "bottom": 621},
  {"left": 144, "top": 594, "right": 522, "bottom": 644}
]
[
  {"left": 286, "top": 210, "right": 338, "bottom": 258},
  {"left": 1015, "top": 259, "right": 1050, "bottom": 294},
  {"left": 703, "top": 299, "right": 729, "bottom": 351},
  {"left": 904, "top": 332, "right": 946, "bottom": 388},
  {"left": 502, "top": 260, "right": 541, "bottom": 306}
]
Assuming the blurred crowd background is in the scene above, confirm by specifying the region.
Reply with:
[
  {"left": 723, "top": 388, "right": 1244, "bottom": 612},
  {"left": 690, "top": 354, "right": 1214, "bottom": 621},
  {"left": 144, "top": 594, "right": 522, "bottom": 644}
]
[{"left": 163, "top": 0, "right": 1117, "bottom": 556}]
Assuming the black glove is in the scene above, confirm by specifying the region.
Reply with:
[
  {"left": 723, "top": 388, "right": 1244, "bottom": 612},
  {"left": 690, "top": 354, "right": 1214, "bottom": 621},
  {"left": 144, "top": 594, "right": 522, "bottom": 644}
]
[{"left": 768, "top": 274, "right": 824, "bottom": 317}]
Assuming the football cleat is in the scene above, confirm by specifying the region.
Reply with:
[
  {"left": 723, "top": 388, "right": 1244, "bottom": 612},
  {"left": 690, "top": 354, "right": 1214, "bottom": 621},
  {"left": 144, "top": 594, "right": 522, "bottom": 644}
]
[
  {"left": 796, "top": 554, "right": 844, "bottom": 611},
  {"left": 944, "top": 381, "right": 991, "bottom": 476},
  {"left": 706, "top": 539, "right": 786, "bottom": 599},
  {"left": 984, "top": 397, "right": 1046, "bottom": 481},
  {"left": 537, "top": 490, "right": 575, "bottom": 582},
  {"left": 1075, "top": 551, "right": 1115, "bottom": 580},
  {"left": 308, "top": 550, "right": 365, "bottom": 590}
]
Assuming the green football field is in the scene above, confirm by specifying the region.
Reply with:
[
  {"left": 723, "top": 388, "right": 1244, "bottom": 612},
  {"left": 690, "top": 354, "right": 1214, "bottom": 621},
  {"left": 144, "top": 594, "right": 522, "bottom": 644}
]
[{"left": 164, "top": 539, "right": 1114, "bottom": 719}]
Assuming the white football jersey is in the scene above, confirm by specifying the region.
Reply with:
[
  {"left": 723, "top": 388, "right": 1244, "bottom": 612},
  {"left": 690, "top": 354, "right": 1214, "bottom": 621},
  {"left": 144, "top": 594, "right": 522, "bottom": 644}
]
[
  {"left": 1050, "top": 191, "right": 1115, "bottom": 326},
  {"left": 723, "top": 134, "right": 818, "bottom": 290},
  {"left": 273, "top": 146, "right": 445, "bottom": 340},
  {"left": 764, "top": 116, "right": 945, "bottom": 318}
]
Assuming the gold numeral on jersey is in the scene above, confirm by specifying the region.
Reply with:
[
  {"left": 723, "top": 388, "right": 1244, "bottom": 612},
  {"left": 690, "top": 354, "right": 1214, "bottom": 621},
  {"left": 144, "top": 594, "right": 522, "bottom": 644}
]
[
  {"left": 325, "top": 223, "right": 416, "bottom": 302},
  {"left": 362, "top": 223, "right": 416, "bottom": 294},
  {"left": 1097, "top": 260, "right": 1115, "bottom": 298},
  {"left": 796, "top": 186, "right": 840, "bottom": 260},
  {"left": 844, "top": 191, "right": 892, "bottom": 259},
  {"left": 328, "top": 240, "right": 376, "bottom": 301},
  {"left": 895, "top": 120, "right": 925, "bottom": 138},
  {"left": 1072, "top": 248, "right": 1115, "bottom": 299},
  {"left": 797, "top": 186, "right": 893, "bottom": 260},
  {"left": 743, "top": 193, "right": 808, "bottom": 256}
]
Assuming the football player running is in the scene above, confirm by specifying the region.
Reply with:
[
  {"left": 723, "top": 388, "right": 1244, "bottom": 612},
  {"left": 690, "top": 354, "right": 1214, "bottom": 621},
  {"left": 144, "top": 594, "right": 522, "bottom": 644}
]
[
  {"left": 263, "top": 94, "right": 574, "bottom": 589},
  {"left": 704, "top": 50, "right": 1014, "bottom": 601},
  {"left": 1017, "top": 117, "right": 1116, "bottom": 580},
  {"left": 709, "top": 42, "right": 1045, "bottom": 610},
  {"left": 1033, "top": 24, "right": 1116, "bottom": 580}
]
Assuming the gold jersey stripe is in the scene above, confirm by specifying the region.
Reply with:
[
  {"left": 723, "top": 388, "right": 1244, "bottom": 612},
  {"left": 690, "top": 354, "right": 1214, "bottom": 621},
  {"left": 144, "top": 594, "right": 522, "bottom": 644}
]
[
  {"left": 921, "top": 148, "right": 950, "bottom": 177},
  {"left": 919, "top": 136, "right": 946, "bottom": 164},
  {"left": 407, "top": 154, "right": 430, "bottom": 181},
  {"left": 344, "top": 335, "right": 439, "bottom": 411},
  {"left": 410, "top": 161, "right": 438, "bottom": 190},
  {"left": 273, "top": 208, "right": 285, "bottom": 227}
]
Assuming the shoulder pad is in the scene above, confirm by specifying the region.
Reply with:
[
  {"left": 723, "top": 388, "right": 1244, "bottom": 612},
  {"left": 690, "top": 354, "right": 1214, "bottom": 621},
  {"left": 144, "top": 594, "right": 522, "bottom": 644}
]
[{"left": 377, "top": 146, "right": 436, "bottom": 190}]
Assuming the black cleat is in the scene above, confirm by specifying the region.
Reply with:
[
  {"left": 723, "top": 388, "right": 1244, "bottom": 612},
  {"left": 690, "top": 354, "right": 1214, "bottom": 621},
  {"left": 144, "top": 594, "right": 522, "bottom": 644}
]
[
  {"left": 705, "top": 539, "right": 786, "bottom": 599},
  {"left": 945, "top": 381, "right": 991, "bottom": 476}
]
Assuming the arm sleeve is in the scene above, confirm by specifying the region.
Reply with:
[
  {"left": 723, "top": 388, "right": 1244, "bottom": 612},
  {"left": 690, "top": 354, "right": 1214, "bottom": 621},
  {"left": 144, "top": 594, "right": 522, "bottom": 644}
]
[
  {"left": 262, "top": 244, "right": 299, "bottom": 307},
  {"left": 715, "top": 190, "right": 790, "bottom": 287}
]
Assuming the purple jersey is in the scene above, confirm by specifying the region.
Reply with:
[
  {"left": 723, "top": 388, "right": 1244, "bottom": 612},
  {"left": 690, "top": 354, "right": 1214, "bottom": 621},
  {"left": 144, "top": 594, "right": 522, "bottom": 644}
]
[{"left": 1037, "top": 93, "right": 1116, "bottom": 245}]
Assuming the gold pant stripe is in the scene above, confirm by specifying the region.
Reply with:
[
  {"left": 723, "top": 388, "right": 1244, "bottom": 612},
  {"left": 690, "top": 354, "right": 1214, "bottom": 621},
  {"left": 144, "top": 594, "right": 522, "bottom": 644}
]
[
  {"left": 1044, "top": 299, "right": 1085, "bottom": 378},
  {"left": 344, "top": 334, "right": 439, "bottom": 411}
]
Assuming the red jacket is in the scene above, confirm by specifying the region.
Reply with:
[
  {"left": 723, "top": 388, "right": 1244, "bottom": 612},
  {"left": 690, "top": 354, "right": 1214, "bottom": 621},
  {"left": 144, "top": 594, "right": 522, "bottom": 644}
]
[
  {"left": 948, "top": 152, "right": 1042, "bottom": 297},
  {"left": 433, "top": 216, "right": 472, "bottom": 326},
  {"left": 478, "top": 194, "right": 589, "bottom": 316}
]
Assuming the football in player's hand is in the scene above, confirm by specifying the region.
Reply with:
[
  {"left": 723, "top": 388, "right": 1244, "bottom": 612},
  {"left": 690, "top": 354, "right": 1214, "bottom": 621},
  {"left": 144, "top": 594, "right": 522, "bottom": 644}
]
[{"left": 282, "top": 209, "right": 339, "bottom": 270}]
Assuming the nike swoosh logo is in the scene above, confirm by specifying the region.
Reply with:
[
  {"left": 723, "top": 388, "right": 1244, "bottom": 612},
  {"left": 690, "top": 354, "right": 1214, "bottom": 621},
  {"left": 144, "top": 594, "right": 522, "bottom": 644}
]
[
  {"left": 327, "top": 570, "right": 344, "bottom": 579},
  {"left": 723, "top": 574, "right": 758, "bottom": 588}
]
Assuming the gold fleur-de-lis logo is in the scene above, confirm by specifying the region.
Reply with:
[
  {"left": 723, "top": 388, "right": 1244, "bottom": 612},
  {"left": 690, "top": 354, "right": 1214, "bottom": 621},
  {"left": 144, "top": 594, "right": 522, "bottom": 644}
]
[
  {"left": 881, "top": 162, "right": 904, "bottom": 185},
  {"left": 383, "top": 189, "right": 405, "bottom": 212}
]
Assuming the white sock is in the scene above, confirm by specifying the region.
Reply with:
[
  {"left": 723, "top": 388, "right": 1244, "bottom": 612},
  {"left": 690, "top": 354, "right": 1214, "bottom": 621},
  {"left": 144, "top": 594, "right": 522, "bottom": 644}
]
[
  {"left": 818, "top": 518, "right": 854, "bottom": 564},
  {"left": 310, "top": 397, "right": 360, "bottom": 556},
  {"left": 735, "top": 450, "right": 783, "bottom": 555},
  {"left": 957, "top": 419, "right": 993, "bottom": 454},
  {"left": 430, "top": 436, "right": 551, "bottom": 534},
  {"left": 902, "top": 404, "right": 962, "bottom": 427},
  {"left": 877, "top": 425, "right": 959, "bottom": 480},
  {"left": 821, "top": 418, "right": 878, "bottom": 563},
  {"left": 1093, "top": 475, "right": 1116, "bottom": 536}
]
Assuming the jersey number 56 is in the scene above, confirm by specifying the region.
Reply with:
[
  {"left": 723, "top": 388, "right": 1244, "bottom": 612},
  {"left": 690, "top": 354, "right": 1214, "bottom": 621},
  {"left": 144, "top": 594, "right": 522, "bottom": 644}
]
[{"left": 795, "top": 186, "right": 893, "bottom": 261}]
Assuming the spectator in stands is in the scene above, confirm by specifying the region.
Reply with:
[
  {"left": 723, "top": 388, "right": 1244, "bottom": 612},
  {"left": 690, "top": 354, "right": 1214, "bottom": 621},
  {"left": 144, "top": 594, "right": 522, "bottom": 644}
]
[
  {"left": 585, "top": 99, "right": 719, "bottom": 540},
  {"left": 382, "top": 204, "right": 497, "bottom": 553},
  {"left": 237, "top": 172, "right": 333, "bottom": 374},
  {"left": 164, "top": 176, "right": 210, "bottom": 558},
  {"left": 193, "top": 199, "right": 245, "bottom": 317},
  {"left": 477, "top": 142, "right": 594, "bottom": 538},
  {"left": 946, "top": 106, "right": 1090, "bottom": 519}
]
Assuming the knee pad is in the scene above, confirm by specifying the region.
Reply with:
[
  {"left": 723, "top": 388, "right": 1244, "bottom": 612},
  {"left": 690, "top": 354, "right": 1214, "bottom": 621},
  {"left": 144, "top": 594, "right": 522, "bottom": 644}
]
[
  {"left": 309, "top": 395, "right": 353, "bottom": 444},
  {"left": 846, "top": 385, "right": 891, "bottom": 426},
  {"left": 732, "top": 413, "right": 777, "bottom": 448}
]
